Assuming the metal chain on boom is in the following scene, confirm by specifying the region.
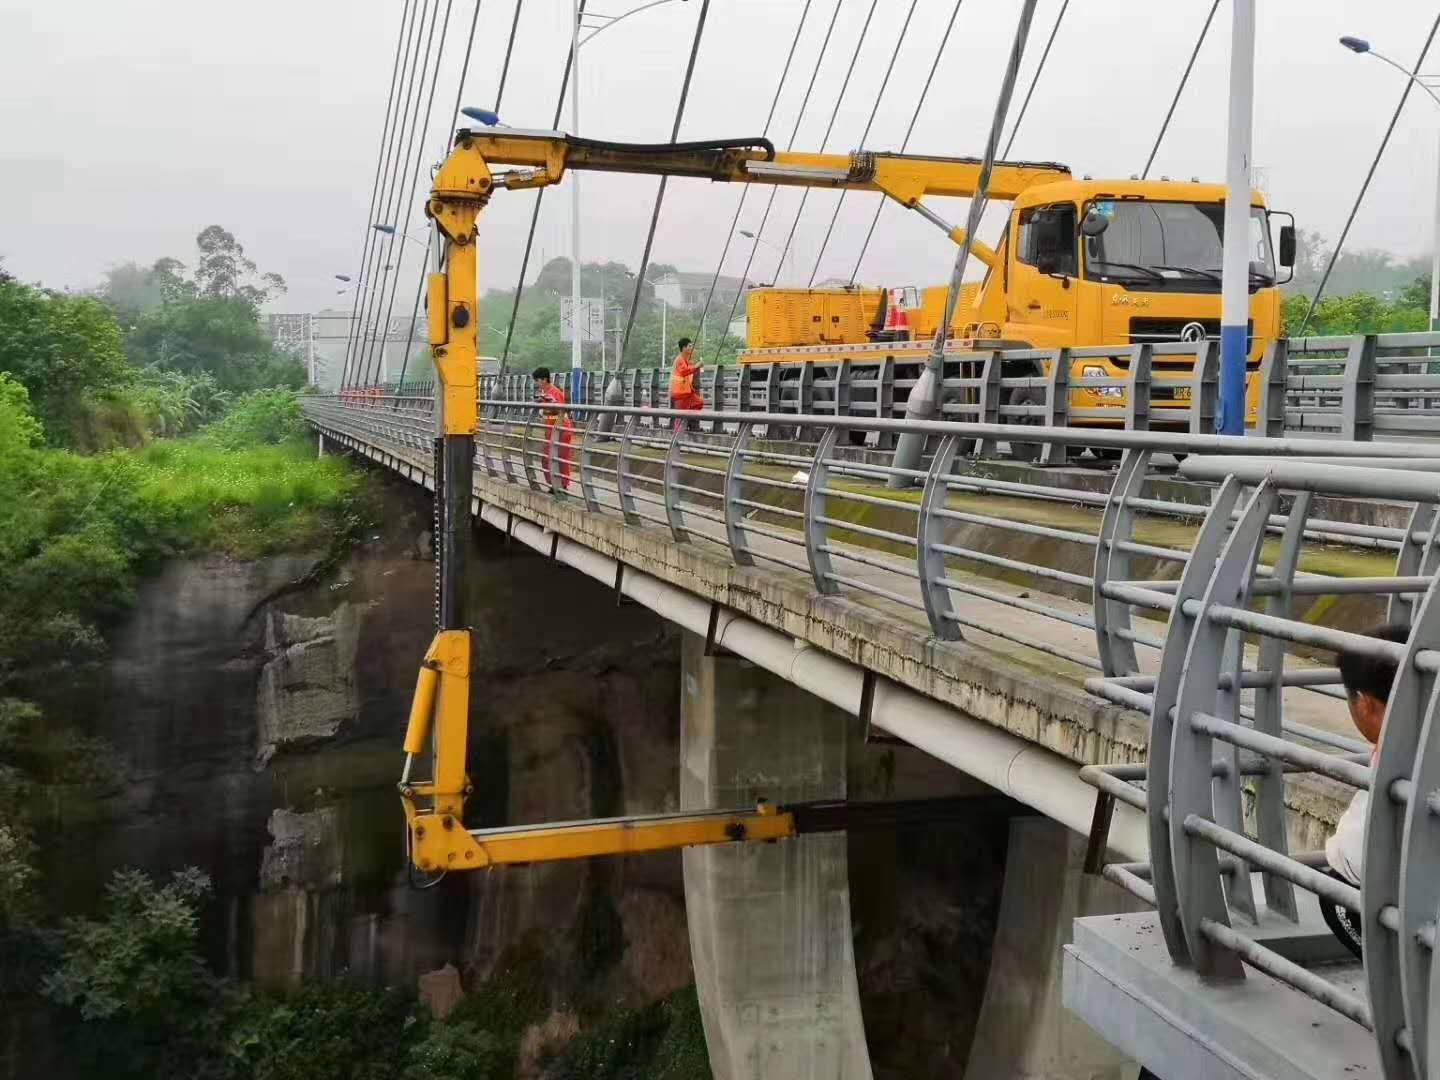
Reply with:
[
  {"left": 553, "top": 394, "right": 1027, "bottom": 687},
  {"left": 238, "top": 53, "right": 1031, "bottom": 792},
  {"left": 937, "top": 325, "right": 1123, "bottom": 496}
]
[
  {"left": 806, "top": 0, "right": 920, "bottom": 287},
  {"left": 341, "top": 0, "right": 421, "bottom": 388},
  {"left": 363, "top": 0, "right": 456, "bottom": 389},
  {"left": 1141, "top": 0, "right": 1220, "bottom": 180},
  {"left": 497, "top": 0, "right": 589, "bottom": 379},
  {"left": 1299, "top": 10, "right": 1440, "bottom": 336},
  {"left": 846, "top": 0, "right": 965, "bottom": 286},
  {"left": 616, "top": 0, "right": 713, "bottom": 368},
  {"left": 709, "top": 0, "right": 848, "bottom": 363}
]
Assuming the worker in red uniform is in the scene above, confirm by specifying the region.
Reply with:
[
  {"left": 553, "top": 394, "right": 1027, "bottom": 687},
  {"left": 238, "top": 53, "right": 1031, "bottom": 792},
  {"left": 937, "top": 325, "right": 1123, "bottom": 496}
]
[
  {"left": 669, "top": 337, "right": 704, "bottom": 433},
  {"left": 531, "top": 367, "right": 573, "bottom": 491}
]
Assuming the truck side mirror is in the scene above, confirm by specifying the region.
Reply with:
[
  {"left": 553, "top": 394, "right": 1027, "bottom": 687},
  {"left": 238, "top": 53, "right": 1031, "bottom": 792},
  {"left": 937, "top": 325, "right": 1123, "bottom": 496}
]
[
  {"left": 1081, "top": 210, "right": 1109, "bottom": 238},
  {"left": 1278, "top": 224, "right": 1296, "bottom": 268}
]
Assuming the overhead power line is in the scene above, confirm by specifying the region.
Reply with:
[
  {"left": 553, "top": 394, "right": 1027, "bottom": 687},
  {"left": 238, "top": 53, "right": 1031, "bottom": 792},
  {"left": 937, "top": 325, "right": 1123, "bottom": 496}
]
[
  {"left": 807, "top": 0, "right": 920, "bottom": 286},
  {"left": 616, "top": 0, "right": 713, "bottom": 367},
  {"left": 1299, "top": 10, "right": 1440, "bottom": 336},
  {"left": 1142, "top": 0, "right": 1221, "bottom": 180},
  {"left": 342, "top": 0, "right": 421, "bottom": 387},
  {"left": 693, "top": 0, "right": 815, "bottom": 344},
  {"left": 847, "top": 0, "right": 966, "bottom": 285}
]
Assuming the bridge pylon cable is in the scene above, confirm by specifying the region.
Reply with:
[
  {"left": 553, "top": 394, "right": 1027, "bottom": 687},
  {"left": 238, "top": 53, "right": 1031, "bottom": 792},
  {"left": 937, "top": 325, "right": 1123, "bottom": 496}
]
[
  {"left": 806, "top": 0, "right": 920, "bottom": 288},
  {"left": 616, "top": 0, "right": 713, "bottom": 369},
  {"left": 359, "top": 0, "right": 449, "bottom": 388},
  {"left": 847, "top": 0, "right": 965, "bottom": 286},
  {"left": 775, "top": 0, "right": 880, "bottom": 286},
  {"left": 1298, "top": 9, "right": 1440, "bottom": 337},
  {"left": 342, "top": 0, "right": 419, "bottom": 389},
  {"left": 1141, "top": 0, "right": 1220, "bottom": 180},
  {"left": 1001, "top": 0, "right": 1068, "bottom": 158},
  {"left": 351, "top": 0, "right": 437, "bottom": 387},
  {"left": 497, "top": 0, "right": 589, "bottom": 380},
  {"left": 693, "top": 0, "right": 815, "bottom": 352},
  {"left": 395, "top": 0, "right": 528, "bottom": 395},
  {"left": 365, "top": 0, "right": 457, "bottom": 390},
  {"left": 709, "top": 0, "right": 848, "bottom": 363}
]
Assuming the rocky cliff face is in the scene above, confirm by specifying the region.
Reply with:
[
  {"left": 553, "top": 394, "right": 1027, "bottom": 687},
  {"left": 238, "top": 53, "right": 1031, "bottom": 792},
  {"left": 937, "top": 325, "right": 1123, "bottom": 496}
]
[{"left": 33, "top": 474, "right": 690, "bottom": 1016}]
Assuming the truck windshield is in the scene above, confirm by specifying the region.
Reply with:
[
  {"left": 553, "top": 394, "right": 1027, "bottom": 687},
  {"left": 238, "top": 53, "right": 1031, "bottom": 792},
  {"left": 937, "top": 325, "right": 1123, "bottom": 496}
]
[{"left": 1083, "top": 201, "right": 1275, "bottom": 288}]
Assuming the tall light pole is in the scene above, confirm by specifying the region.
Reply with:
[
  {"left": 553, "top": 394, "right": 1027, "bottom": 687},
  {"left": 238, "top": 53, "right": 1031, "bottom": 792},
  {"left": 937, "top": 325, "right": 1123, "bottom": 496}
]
[
  {"left": 1340, "top": 36, "right": 1440, "bottom": 332},
  {"left": 644, "top": 271, "right": 668, "bottom": 364},
  {"left": 1217, "top": 0, "right": 1255, "bottom": 435}
]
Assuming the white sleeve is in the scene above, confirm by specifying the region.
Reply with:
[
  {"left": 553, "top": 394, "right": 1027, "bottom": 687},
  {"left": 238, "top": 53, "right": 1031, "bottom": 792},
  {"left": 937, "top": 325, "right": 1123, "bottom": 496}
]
[{"left": 1325, "top": 790, "right": 1368, "bottom": 889}]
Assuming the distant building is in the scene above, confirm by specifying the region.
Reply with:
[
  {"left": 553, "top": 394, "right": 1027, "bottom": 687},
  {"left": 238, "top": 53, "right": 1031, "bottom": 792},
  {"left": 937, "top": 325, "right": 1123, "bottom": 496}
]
[
  {"left": 270, "top": 310, "right": 426, "bottom": 390},
  {"left": 652, "top": 272, "right": 752, "bottom": 313}
]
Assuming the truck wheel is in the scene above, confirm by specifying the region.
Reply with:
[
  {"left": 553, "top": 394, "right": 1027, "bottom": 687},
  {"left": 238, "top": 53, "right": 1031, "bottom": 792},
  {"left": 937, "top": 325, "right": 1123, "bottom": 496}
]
[{"left": 1005, "top": 387, "right": 1045, "bottom": 462}]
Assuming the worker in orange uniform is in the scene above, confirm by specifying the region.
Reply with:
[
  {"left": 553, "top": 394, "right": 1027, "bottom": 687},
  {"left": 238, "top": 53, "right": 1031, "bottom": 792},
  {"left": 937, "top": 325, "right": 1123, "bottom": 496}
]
[
  {"left": 669, "top": 337, "right": 704, "bottom": 433},
  {"left": 531, "top": 366, "right": 573, "bottom": 491}
]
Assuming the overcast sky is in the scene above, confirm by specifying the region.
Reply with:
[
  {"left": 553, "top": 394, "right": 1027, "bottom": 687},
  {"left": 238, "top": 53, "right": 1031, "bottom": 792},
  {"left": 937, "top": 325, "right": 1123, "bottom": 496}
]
[{"left": 3, "top": 0, "right": 1438, "bottom": 314}]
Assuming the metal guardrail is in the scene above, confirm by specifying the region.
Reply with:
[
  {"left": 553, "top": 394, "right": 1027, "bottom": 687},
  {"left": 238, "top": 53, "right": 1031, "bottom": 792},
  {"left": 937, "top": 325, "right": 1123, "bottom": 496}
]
[
  {"left": 306, "top": 393, "right": 1440, "bottom": 1075},
  {"left": 338, "top": 332, "right": 1440, "bottom": 448},
  {"left": 1079, "top": 452, "right": 1440, "bottom": 1079},
  {"left": 304, "top": 392, "right": 1434, "bottom": 671}
]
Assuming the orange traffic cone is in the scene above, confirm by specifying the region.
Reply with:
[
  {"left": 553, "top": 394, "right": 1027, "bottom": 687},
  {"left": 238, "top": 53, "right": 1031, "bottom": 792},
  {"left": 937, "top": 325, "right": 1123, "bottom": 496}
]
[{"left": 880, "top": 288, "right": 910, "bottom": 340}]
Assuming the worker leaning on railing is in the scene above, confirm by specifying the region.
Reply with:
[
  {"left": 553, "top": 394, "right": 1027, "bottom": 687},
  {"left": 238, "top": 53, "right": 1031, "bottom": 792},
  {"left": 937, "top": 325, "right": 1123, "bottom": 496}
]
[{"left": 1321, "top": 622, "right": 1409, "bottom": 956}]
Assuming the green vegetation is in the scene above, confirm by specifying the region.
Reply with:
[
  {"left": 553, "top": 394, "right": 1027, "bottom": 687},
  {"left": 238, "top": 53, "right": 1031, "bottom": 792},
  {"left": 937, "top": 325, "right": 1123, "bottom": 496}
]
[
  {"left": 37, "top": 868, "right": 704, "bottom": 1080},
  {"left": 1282, "top": 229, "right": 1433, "bottom": 336},
  {"left": 478, "top": 257, "right": 745, "bottom": 371}
]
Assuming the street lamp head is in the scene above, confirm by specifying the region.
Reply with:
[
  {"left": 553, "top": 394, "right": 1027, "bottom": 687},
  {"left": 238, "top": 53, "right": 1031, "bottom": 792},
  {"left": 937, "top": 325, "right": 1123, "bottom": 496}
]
[
  {"left": 335, "top": 274, "right": 352, "bottom": 282},
  {"left": 461, "top": 107, "right": 501, "bottom": 127},
  {"left": 739, "top": 230, "right": 756, "bottom": 239},
  {"left": 371, "top": 223, "right": 397, "bottom": 235},
  {"left": 1340, "top": 36, "right": 1371, "bottom": 54}
]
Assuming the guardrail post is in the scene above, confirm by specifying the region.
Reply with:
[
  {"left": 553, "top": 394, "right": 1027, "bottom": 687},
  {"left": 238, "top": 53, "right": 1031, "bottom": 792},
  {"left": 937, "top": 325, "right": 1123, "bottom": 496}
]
[
  {"left": 479, "top": 413, "right": 499, "bottom": 479},
  {"left": 975, "top": 351, "right": 1003, "bottom": 459},
  {"left": 723, "top": 422, "right": 755, "bottom": 566},
  {"left": 737, "top": 364, "right": 754, "bottom": 415},
  {"left": 1251, "top": 490, "right": 1309, "bottom": 923},
  {"left": 1170, "top": 480, "right": 1276, "bottom": 976},
  {"left": 615, "top": 416, "right": 640, "bottom": 525},
  {"left": 578, "top": 414, "right": 601, "bottom": 513},
  {"left": 797, "top": 361, "right": 815, "bottom": 429},
  {"left": 662, "top": 425, "right": 691, "bottom": 544},
  {"left": 1250, "top": 339, "right": 1287, "bottom": 438},
  {"left": 1040, "top": 349, "right": 1070, "bottom": 466},
  {"left": 761, "top": 363, "right": 780, "bottom": 415},
  {"left": 1187, "top": 340, "right": 1219, "bottom": 434},
  {"left": 626, "top": 369, "right": 640, "bottom": 410},
  {"left": 705, "top": 367, "right": 723, "bottom": 434},
  {"left": 877, "top": 357, "right": 897, "bottom": 449},
  {"left": 1363, "top": 577, "right": 1440, "bottom": 1080},
  {"left": 803, "top": 428, "right": 841, "bottom": 595},
  {"left": 499, "top": 416, "right": 519, "bottom": 487},
  {"left": 917, "top": 435, "right": 963, "bottom": 640},
  {"left": 1125, "top": 343, "right": 1153, "bottom": 432},
  {"left": 835, "top": 359, "right": 853, "bottom": 419},
  {"left": 520, "top": 413, "right": 545, "bottom": 492},
  {"left": 1340, "top": 333, "right": 1377, "bottom": 441},
  {"left": 1147, "top": 475, "right": 1245, "bottom": 967},
  {"left": 1092, "top": 450, "right": 1150, "bottom": 677}
]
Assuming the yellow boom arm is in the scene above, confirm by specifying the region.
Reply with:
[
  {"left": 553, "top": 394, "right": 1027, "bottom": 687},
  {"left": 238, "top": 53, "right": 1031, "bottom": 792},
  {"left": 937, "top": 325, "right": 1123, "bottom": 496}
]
[{"left": 399, "top": 129, "right": 1062, "bottom": 873}]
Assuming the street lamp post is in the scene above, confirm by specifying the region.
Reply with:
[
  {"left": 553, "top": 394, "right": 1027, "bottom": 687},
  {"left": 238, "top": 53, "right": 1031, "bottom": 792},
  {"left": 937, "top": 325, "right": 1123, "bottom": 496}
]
[
  {"left": 1340, "top": 36, "right": 1440, "bottom": 332},
  {"left": 739, "top": 229, "right": 795, "bottom": 284},
  {"left": 1217, "top": 0, "right": 1256, "bottom": 436}
]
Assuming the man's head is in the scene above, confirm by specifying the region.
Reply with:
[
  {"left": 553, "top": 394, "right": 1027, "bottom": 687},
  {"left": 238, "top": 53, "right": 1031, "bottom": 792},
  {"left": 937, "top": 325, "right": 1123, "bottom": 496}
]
[
  {"left": 531, "top": 366, "right": 552, "bottom": 387},
  {"left": 1337, "top": 622, "right": 1410, "bottom": 744},
  {"left": 678, "top": 337, "right": 693, "bottom": 354}
]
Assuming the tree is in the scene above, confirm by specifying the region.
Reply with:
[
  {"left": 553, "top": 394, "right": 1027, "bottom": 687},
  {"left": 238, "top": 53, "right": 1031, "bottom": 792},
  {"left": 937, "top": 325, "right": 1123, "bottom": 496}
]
[
  {"left": 0, "top": 280, "right": 132, "bottom": 442},
  {"left": 193, "top": 225, "right": 285, "bottom": 308}
]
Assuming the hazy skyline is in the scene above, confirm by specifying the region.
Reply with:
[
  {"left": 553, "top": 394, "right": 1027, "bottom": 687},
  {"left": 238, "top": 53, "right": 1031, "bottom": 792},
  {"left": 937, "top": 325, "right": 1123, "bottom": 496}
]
[{"left": 4, "top": 0, "right": 1439, "bottom": 315}]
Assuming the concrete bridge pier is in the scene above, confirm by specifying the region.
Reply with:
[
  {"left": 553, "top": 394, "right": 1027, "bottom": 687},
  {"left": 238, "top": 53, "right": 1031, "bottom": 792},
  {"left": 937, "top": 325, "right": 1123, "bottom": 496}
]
[
  {"left": 679, "top": 631, "right": 873, "bottom": 1080},
  {"left": 964, "top": 817, "right": 1145, "bottom": 1080}
]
